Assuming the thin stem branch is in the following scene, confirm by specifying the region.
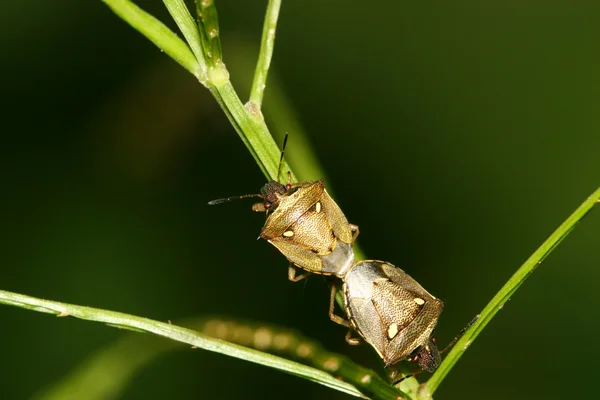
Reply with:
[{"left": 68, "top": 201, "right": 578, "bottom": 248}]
[
  {"left": 192, "top": 0, "right": 295, "bottom": 181},
  {"left": 0, "top": 290, "right": 365, "bottom": 399},
  {"left": 421, "top": 186, "right": 600, "bottom": 398},
  {"left": 103, "top": 0, "right": 293, "bottom": 181},
  {"left": 162, "top": 0, "right": 206, "bottom": 70},
  {"left": 211, "top": 79, "right": 296, "bottom": 181},
  {"left": 196, "top": 0, "right": 223, "bottom": 66},
  {"left": 249, "top": 0, "right": 282, "bottom": 109},
  {"left": 102, "top": 0, "right": 204, "bottom": 82}
]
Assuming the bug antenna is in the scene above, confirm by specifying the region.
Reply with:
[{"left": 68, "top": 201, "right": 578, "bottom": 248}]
[
  {"left": 207, "top": 193, "right": 263, "bottom": 206},
  {"left": 275, "top": 133, "right": 289, "bottom": 183},
  {"left": 440, "top": 314, "right": 479, "bottom": 354}
]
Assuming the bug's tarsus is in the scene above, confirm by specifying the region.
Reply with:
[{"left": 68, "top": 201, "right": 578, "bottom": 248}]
[{"left": 344, "top": 329, "right": 361, "bottom": 345}]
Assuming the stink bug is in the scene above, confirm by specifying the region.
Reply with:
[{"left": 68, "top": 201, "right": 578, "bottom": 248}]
[
  {"left": 257, "top": 178, "right": 359, "bottom": 281},
  {"left": 329, "top": 260, "right": 444, "bottom": 373},
  {"left": 208, "top": 135, "right": 359, "bottom": 281}
]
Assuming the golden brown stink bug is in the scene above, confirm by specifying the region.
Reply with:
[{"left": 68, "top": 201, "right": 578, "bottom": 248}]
[
  {"left": 208, "top": 135, "right": 359, "bottom": 281},
  {"left": 257, "top": 178, "right": 359, "bottom": 281},
  {"left": 329, "top": 260, "right": 445, "bottom": 373}
]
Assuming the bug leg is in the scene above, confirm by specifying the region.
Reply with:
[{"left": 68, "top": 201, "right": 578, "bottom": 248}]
[
  {"left": 327, "top": 286, "right": 360, "bottom": 345},
  {"left": 328, "top": 285, "right": 352, "bottom": 327},
  {"left": 345, "top": 329, "right": 361, "bottom": 345},
  {"left": 349, "top": 224, "right": 360, "bottom": 243},
  {"left": 288, "top": 264, "right": 309, "bottom": 282}
]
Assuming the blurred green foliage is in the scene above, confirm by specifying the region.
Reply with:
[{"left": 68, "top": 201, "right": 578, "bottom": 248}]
[{"left": 1, "top": 1, "right": 599, "bottom": 399}]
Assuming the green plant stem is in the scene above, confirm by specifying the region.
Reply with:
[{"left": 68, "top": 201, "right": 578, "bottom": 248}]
[
  {"left": 195, "top": 0, "right": 294, "bottom": 181},
  {"left": 102, "top": 0, "right": 204, "bottom": 82},
  {"left": 421, "top": 186, "right": 600, "bottom": 398},
  {"left": 0, "top": 290, "right": 365, "bottom": 399},
  {"left": 210, "top": 78, "right": 296, "bottom": 181},
  {"left": 249, "top": 0, "right": 281, "bottom": 109},
  {"left": 162, "top": 0, "right": 206, "bottom": 68},
  {"left": 104, "top": 0, "right": 293, "bottom": 180},
  {"left": 196, "top": 0, "right": 223, "bottom": 65}
]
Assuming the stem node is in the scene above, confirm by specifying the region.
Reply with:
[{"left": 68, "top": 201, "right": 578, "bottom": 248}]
[{"left": 245, "top": 101, "right": 264, "bottom": 121}]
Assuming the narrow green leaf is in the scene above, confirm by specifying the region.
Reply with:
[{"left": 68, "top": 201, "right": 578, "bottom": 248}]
[
  {"left": 0, "top": 290, "right": 364, "bottom": 398},
  {"left": 422, "top": 186, "right": 600, "bottom": 397}
]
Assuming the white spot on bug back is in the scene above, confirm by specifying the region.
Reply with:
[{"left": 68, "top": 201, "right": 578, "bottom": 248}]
[
  {"left": 387, "top": 323, "right": 399, "bottom": 339},
  {"left": 315, "top": 202, "right": 322, "bottom": 213},
  {"left": 414, "top": 297, "right": 425, "bottom": 305},
  {"left": 283, "top": 230, "right": 294, "bottom": 237}
]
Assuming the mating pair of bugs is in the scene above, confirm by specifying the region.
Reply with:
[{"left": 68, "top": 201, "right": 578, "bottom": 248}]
[{"left": 209, "top": 139, "right": 457, "bottom": 377}]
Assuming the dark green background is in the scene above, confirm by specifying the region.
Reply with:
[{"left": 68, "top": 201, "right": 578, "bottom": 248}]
[{"left": 1, "top": 1, "right": 599, "bottom": 399}]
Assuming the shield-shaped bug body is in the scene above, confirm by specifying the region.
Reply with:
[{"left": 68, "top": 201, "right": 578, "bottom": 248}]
[
  {"left": 336, "top": 260, "right": 444, "bottom": 373},
  {"left": 257, "top": 179, "right": 359, "bottom": 280}
]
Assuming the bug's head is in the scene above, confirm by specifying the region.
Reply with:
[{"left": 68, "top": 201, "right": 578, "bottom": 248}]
[
  {"left": 413, "top": 339, "right": 441, "bottom": 373},
  {"left": 389, "top": 339, "right": 441, "bottom": 384},
  {"left": 251, "top": 180, "right": 288, "bottom": 212}
]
